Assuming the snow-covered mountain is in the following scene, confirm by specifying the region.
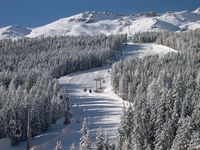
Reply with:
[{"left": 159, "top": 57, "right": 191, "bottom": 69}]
[
  {"left": 194, "top": 7, "right": 200, "bottom": 14},
  {"left": 1, "top": 8, "right": 200, "bottom": 39},
  {"left": 0, "top": 25, "right": 31, "bottom": 40}
]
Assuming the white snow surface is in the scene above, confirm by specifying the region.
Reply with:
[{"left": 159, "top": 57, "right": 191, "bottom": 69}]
[
  {"left": 25, "top": 9, "right": 200, "bottom": 37},
  {"left": 193, "top": 7, "right": 200, "bottom": 14},
  {"left": 180, "top": 21, "right": 200, "bottom": 31},
  {"left": 8, "top": 43, "right": 176, "bottom": 150},
  {"left": 121, "top": 43, "right": 177, "bottom": 58},
  {"left": 1, "top": 8, "right": 200, "bottom": 39},
  {"left": 0, "top": 138, "right": 11, "bottom": 150},
  {"left": 27, "top": 9, "right": 200, "bottom": 38}
]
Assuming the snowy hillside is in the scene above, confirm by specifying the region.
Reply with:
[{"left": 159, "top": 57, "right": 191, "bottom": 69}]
[
  {"left": 0, "top": 25, "right": 31, "bottom": 40},
  {"left": 180, "top": 21, "right": 200, "bottom": 31},
  {"left": 158, "top": 10, "right": 200, "bottom": 26},
  {"left": 193, "top": 7, "right": 200, "bottom": 14},
  {"left": 1, "top": 8, "right": 200, "bottom": 39},
  {"left": 27, "top": 9, "right": 200, "bottom": 38}
]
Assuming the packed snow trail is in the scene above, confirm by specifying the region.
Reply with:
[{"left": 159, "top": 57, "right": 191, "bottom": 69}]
[
  {"left": 58, "top": 68, "right": 125, "bottom": 149},
  {"left": 26, "top": 68, "right": 125, "bottom": 150},
  {"left": 10, "top": 43, "right": 176, "bottom": 150}
]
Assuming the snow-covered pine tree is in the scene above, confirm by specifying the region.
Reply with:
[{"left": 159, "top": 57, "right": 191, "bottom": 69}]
[
  {"left": 122, "top": 137, "right": 133, "bottom": 150},
  {"left": 119, "top": 72, "right": 129, "bottom": 100},
  {"left": 171, "top": 117, "right": 192, "bottom": 150},
  {"left": 55, "top": 141, "right": 63, "bottom": 150},
  {"left": 95, "top": 128, "right": 107, "bottom": 150},
  {"left": 70, "top": 143, "right": 76, "bottom": 150},
  {"left": 80, "top": 117, "right": 90, "bottom": 150}
]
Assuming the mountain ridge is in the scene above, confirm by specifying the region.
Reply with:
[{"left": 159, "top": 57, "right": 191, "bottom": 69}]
[{"left": 0, "top": 8, "right": 200, "bottom": 40}]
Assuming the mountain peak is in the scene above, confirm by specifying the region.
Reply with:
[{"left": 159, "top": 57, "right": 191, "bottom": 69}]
[
  {"left": 137, "top": 11, "right": 158, "bottom": 17},
  {"left": 194, "top": 7, "right": 200, "bottom": 14},
  {"left": 0, "top": 25, "right": 31, "bottom": 40},
  {"left": 64, "top": 11, "right": 125, "bottom": 23}
]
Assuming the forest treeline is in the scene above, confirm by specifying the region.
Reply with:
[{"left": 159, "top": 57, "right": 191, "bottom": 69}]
[
  {"left": 112, "top": 29, "right": 200, "bottom": 149},
  {"left": 0, "top": 35, "right": 126, "bottom": 144}
]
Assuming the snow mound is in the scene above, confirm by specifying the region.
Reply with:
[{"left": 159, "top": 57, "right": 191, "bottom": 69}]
[{"left": 0, "top": 25, "right": 31, "bottom": 40}]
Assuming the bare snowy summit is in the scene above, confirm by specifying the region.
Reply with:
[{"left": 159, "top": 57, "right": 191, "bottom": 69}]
[
  {"left": 66, "top": 11, "right": 125, "bottom": 23},
  {"left": 194, "top": 7, "right": 200, "bottom": 14}
]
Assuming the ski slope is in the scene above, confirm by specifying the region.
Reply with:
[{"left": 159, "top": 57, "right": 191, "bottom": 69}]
[
  {"left": 121, "top": 43, "right": 177, "bottom": 59},
  {"left": 9, "top": 43, "right": 176, "bottom": 150}
]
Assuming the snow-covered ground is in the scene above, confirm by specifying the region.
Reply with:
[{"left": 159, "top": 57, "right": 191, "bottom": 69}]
[
  {"left": 121, "top": 43, "right": 177, "bottom": 59},
  {"left": 9, "top": 43, "right": 176, "bottom": 150},
  {"left": 58, "top": 68, "right": 125, "bottom": 149},
  {"left": 0, "top": 138, "right": 11, "bottom": 150}
]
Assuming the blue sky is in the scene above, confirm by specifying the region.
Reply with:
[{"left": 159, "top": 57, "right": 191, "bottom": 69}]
[{"left": 0, "top": 0, "right": 200, "bottom": 27}]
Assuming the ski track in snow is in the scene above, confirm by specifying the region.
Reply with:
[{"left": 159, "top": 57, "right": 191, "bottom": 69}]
[{"left": 9, "top": 43, "right": 176, "bottom": 150}]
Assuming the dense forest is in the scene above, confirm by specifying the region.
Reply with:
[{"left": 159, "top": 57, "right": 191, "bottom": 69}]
[
  {"left": 1, "top": 27, "right": 200, "bottom": 149},
  {"left": 0, "top": 35, "right": 126, "bottom": 144},
  {"left": 112, "top": 29, "right": 200, "bottom": 149}
]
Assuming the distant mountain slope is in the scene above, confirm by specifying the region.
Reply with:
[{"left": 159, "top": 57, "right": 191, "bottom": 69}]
[
  {"left": 180, "top": 21, "right": 200, "bottom": 31},
  {"left": 193, "top": 7, "right": 200, "bottom": 14},
  {"left": 1, "top": 8, "right": 200, "bottom": 40},
  {"left": 158, "top": 10, "right": 200, "bottom": 26},
  {"left": 26, "top": 11, "right": 184, "bottom": 38},
  {"left": 0, "top": 25, "right": 31, "bottom": 40}
]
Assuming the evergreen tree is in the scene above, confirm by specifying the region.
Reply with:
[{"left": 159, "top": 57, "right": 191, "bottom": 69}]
[
  {"left": 70, "top": 143, "right": 76, "bottom": 150},
  {"left": 95, "top": 128, "right": 107, "bottom": 150},
  {"left": 171, "top": 117, "right": 192, "bottom": 150},
  {"left": 80, "top": 117, "right": 90, "bottom": 150},
  {"left": 55, "top": 141, "right": 63, "bottom": 150}
]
